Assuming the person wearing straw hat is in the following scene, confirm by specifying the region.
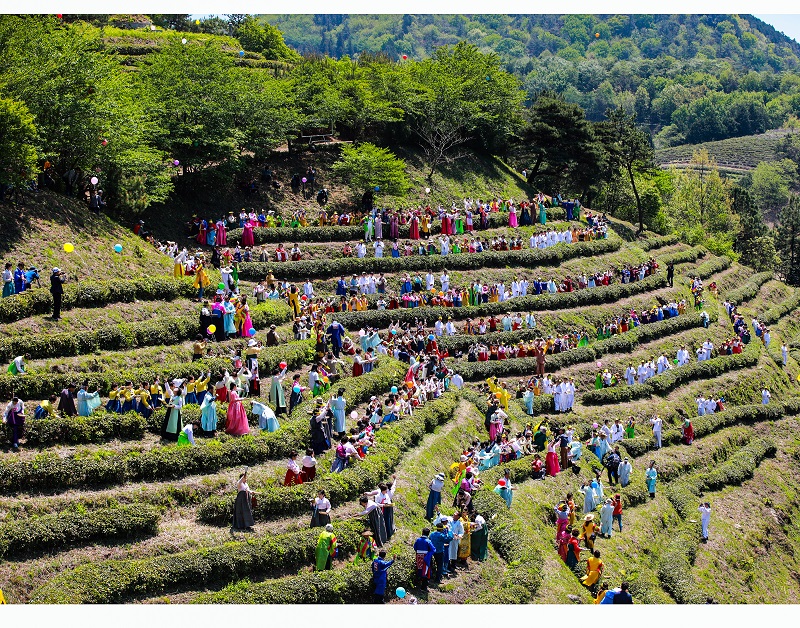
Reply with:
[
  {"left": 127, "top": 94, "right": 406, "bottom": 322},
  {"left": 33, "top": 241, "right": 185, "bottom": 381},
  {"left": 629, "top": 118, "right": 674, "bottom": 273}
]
[
  {"left": 354, "top": 530, "right": 377, "bottom": 565},
  {"left": 580, "top": 513, "right": 599, "bottom": 551},
  {"left": 426, "top": 472, "right": 446, "bottom": 520}
]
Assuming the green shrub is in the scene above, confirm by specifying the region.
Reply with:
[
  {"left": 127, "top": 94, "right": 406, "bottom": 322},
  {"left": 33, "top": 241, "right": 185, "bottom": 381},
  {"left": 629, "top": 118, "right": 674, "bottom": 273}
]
[
  {"left": 638, "top": 234, "right": 680, "bottom": 251},
  {"left": 3, "top": 411, "right": 148, "bottom": 447},
  {"left": 0, "top": 276, "right": 197, "bottom": 324},
  {"left": 687, "top": 255, "right": 731, "bottom": 279},
  {"left": 0, "top": 300, "right": 293, "bottom": 362},
  {"left": 0, "top": 504, "right": 160, "bottom": 559},
  {"left": 238, "top": 236, "right": 621, "bottom": 282},
  {"left": 29, "top": 519, "right": 367, "bottom": 603},
  {"left": 726, "top": 272, "right": 773, "bottom": 305},
  {"left": 197, "top": 392, "right": 459, "bottom": 525}
]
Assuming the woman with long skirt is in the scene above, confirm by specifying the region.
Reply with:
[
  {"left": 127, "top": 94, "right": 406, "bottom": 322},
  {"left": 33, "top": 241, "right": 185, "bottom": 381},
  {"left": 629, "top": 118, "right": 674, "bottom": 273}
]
[
  {"left": 508, "top": 204, "right": 518, "bottom": 228},
  {"left": 645, "top": 461, "right": 658, "bottom": 498},
  {"left": 241, "top": 221, "right": 255, "bottom": 247},
  {"left": 200, "top": 393, "right": 217, "bottom": 435},
  {"left": 539, "top": 202, "right": 547, "bottom": 225},
  {"left": 161, "top": 385, "right": 183, "bottom": 441},
  {"left": 470, "top": 514, "right": 488, "bottom": 561},
  {"left": 310, "top": 490, "right": 331, "bottom": 528},
  {"left": 315, "top": 524, "right": 337, "bottom": 571},
  {"left": 284, "top": 450, "right": 304, "bottom": 486},
  {"left": 426, "top": 473, "right": 445, "bottom": 520},
  {"left": 520, "top": 202, "right": 531, "bottom": 226},
  {"left": 358, "top": 496, "right": 388, "bottom": 547},
  {"left": 330, "top": 388, "right": 346, "bottom": 437},
  {"left": 410, "top": 212, "right": 420, "bottom": 240},
  {"left": 226, "top": 383, "right": 250, "bottom": 436},
  {"left": 545, "top": 438, "right": 561, "bottom": 476},
  {"left": 370, "top": 477, "right": 397, "bottom": 540},
  {"left": 216, "top": 219, "right": 227, "bottom": 246},
  {"left": 233, "top": 471, "right": 255, "bottom": 531}
]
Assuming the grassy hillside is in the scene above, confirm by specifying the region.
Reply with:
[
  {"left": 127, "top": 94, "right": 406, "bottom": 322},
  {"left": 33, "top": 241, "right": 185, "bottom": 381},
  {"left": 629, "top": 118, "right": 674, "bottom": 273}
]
[
  {"left": 655, "top": 129, "right": 793, "bottom": 173},
  {"left": 0, "top": 152, "right": 800, "bottom": 604}
]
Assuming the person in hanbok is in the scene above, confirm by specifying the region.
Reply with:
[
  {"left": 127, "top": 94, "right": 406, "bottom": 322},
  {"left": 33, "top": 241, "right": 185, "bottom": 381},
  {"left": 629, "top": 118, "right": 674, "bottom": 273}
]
[
  {"left": 269, "top": 367, "right": 288, "bottom": 415},
  {"left": 409, "top": 212, "right": 420, "bottom": 239},
  {"left": 200, "top": 393, "right": 218, "bottom": 434},
  {"left": 284, "top": 450, "right": 304, "bottom": 486},
  {"left": 426, "top": 472, "right": 445, "bottom": 520},
  {"left": 310, "top": 490, "right": 331, "bottom": 527},
  {"left": 216, "top": 219, "right": 227, "bottom": 246},
  {"left": 354, "top": 530, "right": 377, "bottom": 564},
  {"left": 508, "top": 203, "right": 518, "bottom": 227},
  {"left": 413, "top": 529, "right": 437, "bottom": 588},
  {"left": 367, "top": 476, "right": 397, "bottom": 540},
  {"left": 539, "top": 201, "right": 547, "bottom": 224},
  {"left": 599, "top": 498, "right": 614, "bottom": 538},
  {"left": 581, "top": 480, "right": 597, "bottom": 513},
  {"left": 206, "top": 222, "right": 217, "bottom": 247},
  {"left": 241, "top": 221, "right": 255, "bottom": 247},
  {"left": 489, "top": 408, "right": 506, "bottom": 441},
  {"left": 222, "top": 296, "right": 236, "bottom": 338},
  {"left": 225, "top": 383, "right": 250, "bottom": 436},
  {"left": 177, "top": 420, "right": 199, "bottom": 447},
  {"left": 288, "top": 377, "right": 304, "bottom": 414},
  {"left": 76, "top": 382, "right": 101, "bottom": 417},
  {"left": 520, "top": 202, "right": 531, "bottom": 226},
  {"left": 358, "top": 495, "right": 388, "bottom": 547},
  {"left": 493, "top": 478, "right": 513, "bottom": 508},
  {"left": 682, "top": 418, "right": 694, "bottom": 445},
  {"left": 330, "top": 388, "right": 346, "bottom": 437},
  {"left": 545, "top": 437, "right": 561, "bottom": 476},
  {"left": 161, "top": 383, "right": 184, "bottom": 441},
  {"left": 314, "top": 524, "right": 337, "bottom": 571},
  {"left": 375, "top": 214, "right": 383, "bottom": 239},
  {"left": 389, "top": 213, "right": 399, "bottom": 239},
  {"left": 555, "top": 502, "right": 570, "bottom": 540},
  {"left": 645, "top": 461, "right": 658, "bottom": 498},
  {"left": 448, "top": 511, "right": 465, "bottom": 571},
  {"left": 581, "top": 550, "right": 604, "bottom": 590},
  {"left": 618, "top": 457, "right": 632, "bottom": 487},
  {"left": 237, "top": 297, "right": 253, "bottom": 337},
  {"left": 470, "top": 514, "right": 488, "bottom": 561},
  {"left": 233, "top": 471, "right": 254, "bottom": 531}
]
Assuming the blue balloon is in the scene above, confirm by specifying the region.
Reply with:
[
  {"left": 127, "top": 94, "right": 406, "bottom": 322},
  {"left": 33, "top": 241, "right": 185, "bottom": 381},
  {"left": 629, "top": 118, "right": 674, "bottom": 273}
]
[
  {"left": 113, "top": 244, "right": 123, "bottom": 253},
  {"left": 248, "top": 327, "right": 256, "bottom": 336},
  {"left": 374, "top": 185, "right": 380, "bottom": 192},
  {"left": 396, "top": 587, "right": 406, "bottom": 598},
  {"left": 239, "top": 50, "right": 245, "bottom": 57}
]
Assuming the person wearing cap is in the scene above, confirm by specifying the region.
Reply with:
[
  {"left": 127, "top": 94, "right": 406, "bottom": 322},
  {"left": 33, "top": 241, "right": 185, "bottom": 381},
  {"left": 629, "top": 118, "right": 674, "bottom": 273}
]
[
  {"left": 426, "top": 472, "right": 446, "bottom": 520},
  {"left": 494, "top": 478, "right": 513, "bottom": 508},
  {"left": 49, "top": 267, "right": 66, "bottom": 320}
]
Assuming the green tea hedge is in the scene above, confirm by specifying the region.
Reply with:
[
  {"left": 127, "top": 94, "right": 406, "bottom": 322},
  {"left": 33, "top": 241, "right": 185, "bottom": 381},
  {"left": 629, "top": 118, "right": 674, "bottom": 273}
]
[
  {"left": 29, "top": 519, "right": 367, "bottom": 603},
  {"left": 726, "top": 272, "right": 773, "bottom": 305},
  {"left": 0, "top": 504, "right": 160, "bottom": 560},
  {"left": 1, "top": 410, "right": 148, "bottom": 448},
  {"left": 197, "top": 392, "right": 459, "bottom": 525},
  {"left": 688, "top": 256, "right": 731, "bottom": 279},
  {"left": 637, "top": 234, "right": 680, "bottom": 251},
  {"left": 238, "top": 236, "right": 620, "bottom": 282},
  {"left": 0, "top": 276, "right": 196, "bottom": 324},
  {"left": 0, "top": 299, "right": 293, "bottom": 362}
]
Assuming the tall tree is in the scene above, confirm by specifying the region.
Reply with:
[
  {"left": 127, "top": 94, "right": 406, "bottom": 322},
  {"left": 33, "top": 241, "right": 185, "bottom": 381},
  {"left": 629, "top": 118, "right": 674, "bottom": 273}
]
[
  {"left": 0, "top": 97, "right": 39, "bottom": 186},
  {"left": 776, "top": 195, "right": 800, "bottom": 285},
  {"left": 732, "top": 186, "right": 777, "bottom": 272},
  {"left": 597, "top": 108, "right": 654, "bottom": 234}
]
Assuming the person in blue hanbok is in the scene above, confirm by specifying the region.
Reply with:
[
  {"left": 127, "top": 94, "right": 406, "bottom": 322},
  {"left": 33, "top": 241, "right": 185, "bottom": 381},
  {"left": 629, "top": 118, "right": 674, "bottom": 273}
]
[
  {"left": 76, "top": 381, "right": 101, "bottom": 417},
  {"left": 539, "top": 202, "right": 547, "bottom": 224},
  {"left": 200, "top": 393, "right": 217, "bottom": 434},
  {"left": 599, "top": 499, "right": 614, "bottom": 538},
  {"left": 252, "top": 400, "right": 279, "bottom": 432},
  {"left": 523, "top": 388, "right": 534, "bottom": 415},
  {"left": 330, "top": 389, "right": 347, "bottom": 437},
  {"left": 645, "top": 461, "right": 658, "bottom": 498},
  {"left": 222, "top": 296, "right": 236, "bottom": 337},
  {"left": 493, "top": 478, "right": 513, "bottom": 508},
  {"left": 426, "top": 473, "right": 445, "bottom": 520}
]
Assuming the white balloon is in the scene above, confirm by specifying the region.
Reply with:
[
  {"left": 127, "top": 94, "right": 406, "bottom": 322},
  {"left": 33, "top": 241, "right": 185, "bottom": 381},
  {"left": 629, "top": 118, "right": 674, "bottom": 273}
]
[
  {"left": 181, "top": 38, "right": 187, "bottom": 44},
  {"left": 425, "top": 187, "right": 431, "bottom": 194}
]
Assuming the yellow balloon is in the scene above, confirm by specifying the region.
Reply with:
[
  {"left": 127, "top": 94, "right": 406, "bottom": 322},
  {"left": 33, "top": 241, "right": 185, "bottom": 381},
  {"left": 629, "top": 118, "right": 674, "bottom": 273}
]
[
  {"left": 63, "top": 243, "right": 74, "bottom": 253},
  {"left": 195, "top": 19, "right": 200, "bottom": 25},
  {"left": 208, "top": 324, "right": 216, "bottom": 333}
]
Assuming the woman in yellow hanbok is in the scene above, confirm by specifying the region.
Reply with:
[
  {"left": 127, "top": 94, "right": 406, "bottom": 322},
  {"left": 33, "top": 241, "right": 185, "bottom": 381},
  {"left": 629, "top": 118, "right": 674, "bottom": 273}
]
[
  {"left": 458, "top": 516, "right": 474, "bottom": 562},
  {"left": 581, "top": 550, "right": 604, "bottom": 588}
]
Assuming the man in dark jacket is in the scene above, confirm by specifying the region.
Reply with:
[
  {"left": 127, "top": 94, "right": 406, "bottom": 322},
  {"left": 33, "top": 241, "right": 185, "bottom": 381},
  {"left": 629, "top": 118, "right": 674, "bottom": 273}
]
[
  {"left": 50, "top": 267, "right": 65, "bottom": 320},
  {"left": 613, "top": 582, "right": 633, "bottom": 604}
]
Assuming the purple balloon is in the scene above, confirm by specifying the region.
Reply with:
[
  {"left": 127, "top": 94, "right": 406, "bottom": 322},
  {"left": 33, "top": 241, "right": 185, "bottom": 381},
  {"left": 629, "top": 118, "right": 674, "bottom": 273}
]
[
  {"left": 173, "top": 160, "right": 180, "bottom": 166},
  {"left": 302, "top": 177, "right": 307, "bottom": 183}
]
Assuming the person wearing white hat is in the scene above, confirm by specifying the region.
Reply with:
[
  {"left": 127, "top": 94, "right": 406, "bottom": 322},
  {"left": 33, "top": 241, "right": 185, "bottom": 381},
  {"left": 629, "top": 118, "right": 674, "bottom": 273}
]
[{"left": 426, "top": 472, "right": 446, "bottom": 520}]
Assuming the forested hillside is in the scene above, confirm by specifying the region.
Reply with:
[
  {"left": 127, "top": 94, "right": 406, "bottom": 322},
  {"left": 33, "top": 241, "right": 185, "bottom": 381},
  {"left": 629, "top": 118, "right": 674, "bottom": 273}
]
[{"left": 261, "top": 14, "right": 800, "bottom": 147}]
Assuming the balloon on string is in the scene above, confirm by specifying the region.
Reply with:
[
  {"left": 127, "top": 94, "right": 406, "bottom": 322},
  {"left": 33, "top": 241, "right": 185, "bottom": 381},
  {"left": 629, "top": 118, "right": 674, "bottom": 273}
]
[
  {"left": 195, "top": 19, "right": 200, "bottom": 25},
  {"left": 173, "top": 160, "right": 180, "bottom": 166},
  {"left": 396, "top": 587, "right": 406, "bottom": 599},
  {"left": 596, "top": 361, "right": 602, "bottom": 368},
  {"left": 391, "top": 386, "right": 398, "bottom": 394},
  {"left": 101, "top": 139, "right": 108, "bottom": 146},
  {"left": 113, "top": 244, "right": 123, "bottom": 253},
  {"left": 90, "top": 176, "right": 99, "bottom": 185},
  {"left": 63, "top": 243, "right": 75, "bottom": 253},
  {"left": 56, "top": 14, "right": 62, "bottom": 19},
  {"left": 350, "top": 411, "right": 359, "bottom": 420},
  {"left": 595, "top": 33, "right": 600, "bottom": 38},
  {"left": 248, "top": 328, "right": 256, "bottom": 336},
  {"left": 300, "top": 294, "right": 308, "bottom": 301},
  {"left": 293, "top": 385, "right": 301, "bottom": 393},
  {"left": 207, "top": 324, "right": 216, "bottom": 334},
  {"left": 182, "top": 38, "right": 187, "bottom": 44}
]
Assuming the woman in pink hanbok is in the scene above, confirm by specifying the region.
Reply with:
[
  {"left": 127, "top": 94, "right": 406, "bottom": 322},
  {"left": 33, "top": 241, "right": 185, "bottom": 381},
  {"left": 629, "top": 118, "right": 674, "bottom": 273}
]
[
  {"left": 226, "top": 384, "right": 250, "bottom": 436},
  {"left": 216, "top": 219, "right": 227, "bottom": 246}
]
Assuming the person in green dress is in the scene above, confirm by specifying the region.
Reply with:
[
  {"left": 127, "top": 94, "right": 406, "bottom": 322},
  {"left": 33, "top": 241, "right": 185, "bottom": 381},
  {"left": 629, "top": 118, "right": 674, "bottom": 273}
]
[
  {"left": 470, "top": 514, "right": 489, "bottom": 561},
  {"left": 315, "top": 523, "right": 337, "bottom": 571},
  {"left": 624, "top": 417, "right": 635, "bottom": 439}
]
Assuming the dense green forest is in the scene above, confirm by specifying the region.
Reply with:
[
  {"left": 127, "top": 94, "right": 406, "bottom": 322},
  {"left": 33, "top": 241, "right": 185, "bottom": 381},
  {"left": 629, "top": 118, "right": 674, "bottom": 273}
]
[
  {"left": 261, "top": 14, "right": 800, "bottom": 147},
  {"left": 3, "top": 14, "right": 800, "bottom": 283}
]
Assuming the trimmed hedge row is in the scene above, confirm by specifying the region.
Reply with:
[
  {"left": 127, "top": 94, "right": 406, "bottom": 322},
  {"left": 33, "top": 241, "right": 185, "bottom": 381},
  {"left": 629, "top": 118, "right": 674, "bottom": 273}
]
[
  {"left": 470, "top": 489, "right": 545, "bottom": 602},
  {"left": 617, "top": 399, "right": 800, "bottom": 459},
  {"left": 193, "top": 553, "right": 416, "bottom": 604},
  {"left": 29, "top": 519, "right": 367, "bottom": 603},
  {"left": 238, "top": 236, "right": 621, "bottom": 281},
  {"left": 759, "top": 289, "right": 800, "bottom": 325},
  {"left": 637, "top": 234, "right": 680, "bottom": 251},
  {"left": 1, "top": 410, "right": 148, "bottom": 448},
  {"left": 0, "top": 504, "right": 160, "bottom": 560},
  {"left": 0, "top": 339, "right": 316, "bottom": 400},
  {"left": 655, "top": 245, "right": 706, "bottom": 267},
  {"left": 0, "top": 276, "right": 197, "bottom": 324},
  {"left": 581, "top": 341, "right": 761, "bottom": 406},
  {"left": 726, "top": 272, "right": 773, "bottom": 306},
  {"left": 0, "top": 359, "right": 406, "bottom": 495},
  {"left": 688, "top": 255, "right": 732, "bottom": 280},
  {"left": 197, "top": 392, "right": 460, "bottom": 525},
  {"left": 0, "top": 299, "right": 293, "bottom": 363},
  {"left": 333, "top": 273, "right": 669, "bottom": 330}
]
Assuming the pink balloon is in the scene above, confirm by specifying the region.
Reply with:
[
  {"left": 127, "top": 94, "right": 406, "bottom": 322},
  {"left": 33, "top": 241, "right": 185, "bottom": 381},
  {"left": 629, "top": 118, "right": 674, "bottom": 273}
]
[
  {"left": 596, "top": 361, "right": 602, "bottom": 368},
  {"left": 90, "top": 176, "right": 98, "bottom": 185},
  {"left": 173, "top": 160, "right": 180, "bottom": 166}
]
